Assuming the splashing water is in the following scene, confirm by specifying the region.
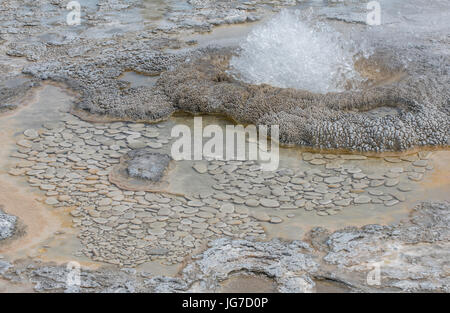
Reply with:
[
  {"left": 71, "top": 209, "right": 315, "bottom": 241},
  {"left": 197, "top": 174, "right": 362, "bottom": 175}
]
[{"left": 229, "top": 9, "right": 364, "bottom": 93}]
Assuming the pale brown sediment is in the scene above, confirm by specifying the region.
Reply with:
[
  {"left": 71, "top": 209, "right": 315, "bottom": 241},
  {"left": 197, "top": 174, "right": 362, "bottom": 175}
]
[
  {"left": 0, "top": 87, "right": 64, "bottom": 259},
  {"left": 0, "top": 84, "right": 106, "bottom": 269}
]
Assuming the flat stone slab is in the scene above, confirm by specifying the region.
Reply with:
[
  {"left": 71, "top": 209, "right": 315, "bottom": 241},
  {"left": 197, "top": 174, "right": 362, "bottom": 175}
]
[
  {"left": 260, "top": 198, "right": 280, "bottom": 208},
  {"left": 252, "top": 211, "right": 271, "bottom": 222},
  {"left": 354, "top": 195, "right": 371, "bottom": 204},
  {"left": 193, "top": 162, "right": 208, "bottom": 174},
  {"left": 245, "top": 199, "right": 260, "bottom": 207},
  {"left": 324, "top": 176, "right": 344, "bottom": 184}
]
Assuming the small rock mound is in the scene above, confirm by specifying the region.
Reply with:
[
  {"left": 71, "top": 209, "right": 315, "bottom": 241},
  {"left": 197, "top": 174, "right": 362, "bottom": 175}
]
[
  {"left": 109, "top": 149, "right": 173, "bottom": 192},
  {"left": 0, "top": 207, "right": 16, "bottom": 241},
  {"left": 127, "top": 150, "right": 171, "bottom": 182}
]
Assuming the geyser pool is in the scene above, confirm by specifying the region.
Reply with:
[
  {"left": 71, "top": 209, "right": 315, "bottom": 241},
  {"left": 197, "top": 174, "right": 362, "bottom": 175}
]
[{"left": 229, "top": 9, "right": 366, "bottom": 93}]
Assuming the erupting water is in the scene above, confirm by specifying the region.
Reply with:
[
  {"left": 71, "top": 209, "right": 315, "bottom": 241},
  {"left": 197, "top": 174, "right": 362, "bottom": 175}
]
[{"left": 229, "top": 9, "right": 365, "bottom": 94}]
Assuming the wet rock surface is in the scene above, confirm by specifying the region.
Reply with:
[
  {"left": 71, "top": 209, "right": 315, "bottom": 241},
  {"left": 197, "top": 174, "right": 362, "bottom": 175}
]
[
  {"left": 0, "top": 76, "right": 36, "bottom": 113},
  {"left": 0, "top": 207, "right": 16, "bottom": 241},
  {"left": 3, "top": 100, "right": 446, "bottom": 279},
  {"left": 314, "top": 201, "right": 450, "bottom": 292},
  {"left": 157, "top": 47, "right": 448, "bottom": 152},
  {"left": 126, "top": 150, "right": 171, "bottom": 182}
]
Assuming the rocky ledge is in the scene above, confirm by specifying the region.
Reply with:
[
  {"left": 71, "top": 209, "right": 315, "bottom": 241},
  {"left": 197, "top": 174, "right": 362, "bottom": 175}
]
[
  {"left": 1, "top": 201, "right": 448, "bottom": 292},
  {"left": 126, "top": 150, "right": 172, "bottom": 182}
]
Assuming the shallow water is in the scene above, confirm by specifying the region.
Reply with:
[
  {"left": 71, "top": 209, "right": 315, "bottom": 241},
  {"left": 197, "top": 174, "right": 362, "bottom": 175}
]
[
  {"left": 168, "top": 114, "right": 450, "bottom": 239},
  {"left": 119, "top": 71, "right": 159, "bottom": 88}
]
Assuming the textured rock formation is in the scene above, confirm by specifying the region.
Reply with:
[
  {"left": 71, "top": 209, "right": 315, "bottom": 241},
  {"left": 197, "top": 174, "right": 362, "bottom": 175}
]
[
  {"left": 0, "top": 207, "right": 16, "bottom": 241},
  {"left": 126, "top": 150, "right": 171, "bottom": 182},
  {"left": 109, "top": 149, "right": 173, "bottom": 192}
]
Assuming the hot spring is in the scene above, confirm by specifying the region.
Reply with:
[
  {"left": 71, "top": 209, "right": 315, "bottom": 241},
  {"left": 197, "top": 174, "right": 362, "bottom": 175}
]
[{"left": 229, "top": 9, "right": 370, "bottom": 93}]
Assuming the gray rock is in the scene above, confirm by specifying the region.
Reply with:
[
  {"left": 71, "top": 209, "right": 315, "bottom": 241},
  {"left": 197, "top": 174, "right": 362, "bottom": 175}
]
[
  {"left": 385, "top": 178, "right": 399, "bottom": 187},
  {"left": 252, "top": 212, "right": 271, "bottom": 222},
  {"left": 412, "top": 160, "right": 428, "bottom": 167},
  {"left": 324, "top": 177, "right": 344, "bottom": 184},
  {"left": 354, "top": 195, "right": 371, "bottom": 204},
  {"left": 245, "top": 199, "right": 260, "bottom": 207},
  {"left": 0, "top": 260, "right": 12, "bottom": 275},
  {"left": 126, "top": 150, "right": 171, "bottom": 182},
  {"left": 0, "top": 209, "right": 17, "bottom": 240},
  {"left": 147, "top": 247, "right": 169, "bottom": 256},
  {"left": 220, "top": 203, "right": 235, "bottom": 214},
  {"left": 260, "top": 199, "right": 280, "bottom": 208},
  {"left": 334, "top": 199, "right": 351, "bottom": 206},
  {"left": 320, "top": 202, "right": 450, "bottom": 292},
  {"left": 24, "top": 129, "right": 39, "bottom": 139}
]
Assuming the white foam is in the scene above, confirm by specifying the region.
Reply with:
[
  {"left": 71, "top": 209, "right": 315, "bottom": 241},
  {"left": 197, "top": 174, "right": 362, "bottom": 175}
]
[{"left": 229, "top": 9, "right": 364, "bottom": 93}]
